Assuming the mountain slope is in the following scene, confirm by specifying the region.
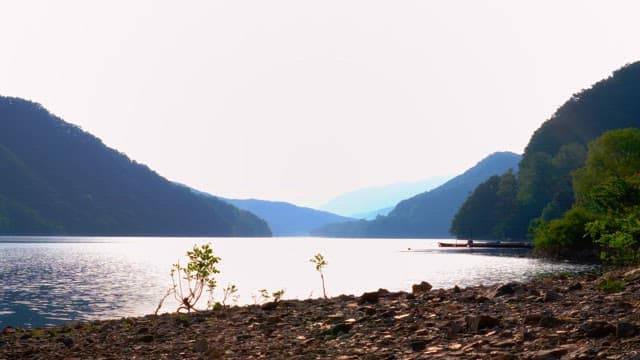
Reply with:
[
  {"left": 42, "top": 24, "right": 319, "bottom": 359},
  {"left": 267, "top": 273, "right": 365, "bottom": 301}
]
[
  {"left": 350, "top": 206, "right": 394, "bottom": 220},
  {"left": 0, "top": 96, "right": 271, "bottom": 236},
  {"left": 312, "top": 152, "right": 521, "bottom": 238},
  {"left": 319, "top": 175, "right": 453, "bottom": 217},
  {"left": 222, "top": 198, "right": 352, "bottom": 236},
  {"left": 464, "top": 61, "right": 640, "bottom": 240}
]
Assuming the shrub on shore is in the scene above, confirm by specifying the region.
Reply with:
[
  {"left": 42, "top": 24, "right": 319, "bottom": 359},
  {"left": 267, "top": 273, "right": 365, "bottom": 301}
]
[
  {"left": 310, "top": 253, "right": 328, "bottom": 299},
  {"left": 156, "top": 243, "right": 221, "bottom": 314}
]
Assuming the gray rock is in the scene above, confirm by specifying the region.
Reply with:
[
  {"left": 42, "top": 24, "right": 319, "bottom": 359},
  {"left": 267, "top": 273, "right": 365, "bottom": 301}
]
[
  {"left": 193, "top": 338, "right": 208, "bottom": 353},
  {"left": 61, "top": 336, "right": 74, "bottom": 348},
  {"left": 567, "top": 282, "right": 583, "bottom": 291},
  {"left": 565, "top": 347, "right": 597, "bottom": 360},
  {"left": 538, "top": 313, "right": 562, "bottom": 328},
  {"left": 261, "top": 301, "right": 278, "bottom": 311},
  {"left": 409, "top": 339, "right": 427, "bottom": 352},
  {"left": 616, "top": 322, "right": 636, "bottom": 338},
  {"left": 411, "top": 281, "right": 432, "bottom": 294},
  {"left": 466, "top": 315, "right": 500, "bottom": 332},
  {"left": 491, "top": 351, "right": 515, "bottom": 360},
  {"left": 377, "top": 288, "right": 391, "bottom": 296},
  {"left": 529, "top": 347, "right": 569, "bottom": 359},
  {"left": 620, "top": 355, "right": 640, "bottom": 360},
  {"left": 579, "top": 320, "right": 615, "bottom": 338},
  {"left": 443, "top": 321, "right": 464, "bottom": 339},
  {"left": 614, "top": 301, "right": 633, "bottom": 313},
  {"left": 323, "top": 323, "right": 353, "bottom": 337},
  {"left": 523, "top": 313, "right": 542, "bottom": 325},
  {"left": 359, "top": 291, "right": 380, "bottom": 305},
  {"left": 138, "top": 334, "right": 154, "bottom": 343},
  {"left": 1, "top": 327, "right": 15, "bottom": 335},
  {"left": 526, "top": 311, "right": 561, "bottom": 328},
  {"left": 542, "top": 290, "right": 562, "bottom": 302},
  {"left": 360, "top": 306, "right": 377, "bottom": 316},
  {"left": 624, "top": 267, "right": 640, "bottom": 282},
  {"left": 487, "top": 282, "right": 520, "bottom": 298}
]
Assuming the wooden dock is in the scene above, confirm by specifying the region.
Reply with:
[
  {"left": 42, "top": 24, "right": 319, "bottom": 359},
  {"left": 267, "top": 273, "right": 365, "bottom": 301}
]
[{"left": 438, "top": 241, "right": 533, "bottom": 249}]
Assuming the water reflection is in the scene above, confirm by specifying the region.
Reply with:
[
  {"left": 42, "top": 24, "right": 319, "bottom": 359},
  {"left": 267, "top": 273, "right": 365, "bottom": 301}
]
[{"left": 0, "top": 237, "right": 595, "bottom": 328}]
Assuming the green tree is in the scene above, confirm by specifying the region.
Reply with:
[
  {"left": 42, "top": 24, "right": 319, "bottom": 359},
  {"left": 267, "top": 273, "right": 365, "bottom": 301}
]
[
  {"left": 540, "top": 143, "right": 588, "bottom": 221},
  {"left": 534, "top": 128, "right": 640, "bottom": 264},
  {"left": 585, "top": 209, "right": 640, "bottom": 265},
  {"left": 533, "top": 206, "right": 597, "bottom": 258},
  {"left": 574, "top": 128, "right": 640, "bottom": 208},
  {"left": 450, "top": 170, "right": 518, "bottom": 240}
]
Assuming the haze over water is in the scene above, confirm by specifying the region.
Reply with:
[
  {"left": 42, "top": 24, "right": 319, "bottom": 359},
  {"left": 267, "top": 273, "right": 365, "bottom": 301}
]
[{"left": 0, "top": 237, "right": 594, "bottom": 329}]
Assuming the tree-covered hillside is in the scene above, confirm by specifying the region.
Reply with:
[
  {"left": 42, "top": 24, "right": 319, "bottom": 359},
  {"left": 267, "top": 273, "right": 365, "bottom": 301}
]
[
  {"left": 534, "top": 128, "right": 640, "bottom": 263},
  {"left": 0, "top": 97, "right": 271, "bottom": 236},
  {"left": 312, "top": 152, "right": 521, "bottom": 238},
  {"left": 450, "top": 169, "right": 518, "bottom": 240},
  {"left": 451, "top": 61, "right": 640, "bottom": 240}
]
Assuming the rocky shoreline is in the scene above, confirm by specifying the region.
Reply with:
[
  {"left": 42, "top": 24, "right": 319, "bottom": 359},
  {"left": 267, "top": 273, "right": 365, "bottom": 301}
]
[{"left": 3, "top": 268, "right": 640, "bottom": 359}]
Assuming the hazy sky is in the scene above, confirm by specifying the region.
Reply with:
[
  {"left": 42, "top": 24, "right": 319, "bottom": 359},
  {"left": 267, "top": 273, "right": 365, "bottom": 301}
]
[{"left": 2, "top": 1, "right": 640, "bottom": 206}]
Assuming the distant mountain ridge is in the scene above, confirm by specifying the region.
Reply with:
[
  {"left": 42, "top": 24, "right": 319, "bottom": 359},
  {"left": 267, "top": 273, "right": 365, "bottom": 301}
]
[
  {"left": 0, "top": 96, "right": 271, "bottom": 236},
  {"left": 182, "top": 185, "right": 354, "bottom": 236},
  {"left": 312, "top": 152, "right": 521, "bottom": 238},
  {"left": 222, "top": 198, "right": 353, "bottom": 236},
  {"left": 350, "top": 206, "right": 394, "bottom": 220},
  {"left": 320, "top": 175, "right": 453, "bottom": 217}
]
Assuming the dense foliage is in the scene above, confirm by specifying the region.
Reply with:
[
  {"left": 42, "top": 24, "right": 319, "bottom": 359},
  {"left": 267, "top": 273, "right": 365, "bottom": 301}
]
[
  {"left": 452, "top": 61, "right": 640, "bottom": 240},
  {"left": 534, "top": 128, "right": 640, "bottom": 264},
  {"left": 0, "top": 97, "right": 271, "bottom": 236},
  {"left": 312, "top": 152, "right": 521, "bottom": 238},
  {"left": 449, "top": 170, "right": 518, "bottom": 240}
]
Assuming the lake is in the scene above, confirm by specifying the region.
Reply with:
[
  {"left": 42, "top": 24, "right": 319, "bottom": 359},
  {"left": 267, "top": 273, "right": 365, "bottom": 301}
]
[{"left": 0, "top": 236, "right": 594, "bottom": 329}]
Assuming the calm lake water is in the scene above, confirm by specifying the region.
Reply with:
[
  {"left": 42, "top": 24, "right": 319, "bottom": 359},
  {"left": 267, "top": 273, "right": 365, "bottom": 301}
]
[{"left": 0, "top": 236, "right": 594, "bottom": 328}]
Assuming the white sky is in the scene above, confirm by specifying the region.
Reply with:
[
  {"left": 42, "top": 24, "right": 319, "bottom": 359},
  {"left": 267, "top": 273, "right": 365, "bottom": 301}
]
[{"left": 2, "top": 1, "right": 640, "bottom": 207}]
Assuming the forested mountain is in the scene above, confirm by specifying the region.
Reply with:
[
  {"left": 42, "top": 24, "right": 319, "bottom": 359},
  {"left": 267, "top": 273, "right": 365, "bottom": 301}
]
[
  {"left": 0, "top": 96, "right": 271, "bottom": 236},
  {"left": 451, "top": 61, "right": 640, "bottom": 240},
  {"left": 221, "top": 198, "right": 353, "bottom": 236},
  {"left": 312, "top": 152, "right": 521, "bottom": 238},
  {"left": 319, "top": 175, "right": 452, "bottom": 217},
  {"left": 450, "top": 170, "right": 518, "bottom": 240}
]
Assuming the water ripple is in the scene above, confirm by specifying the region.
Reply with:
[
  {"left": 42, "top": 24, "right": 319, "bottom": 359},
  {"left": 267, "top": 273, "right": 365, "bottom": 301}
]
[{"left": 0, "top": 237, "right": 595, "bottom": 328}]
